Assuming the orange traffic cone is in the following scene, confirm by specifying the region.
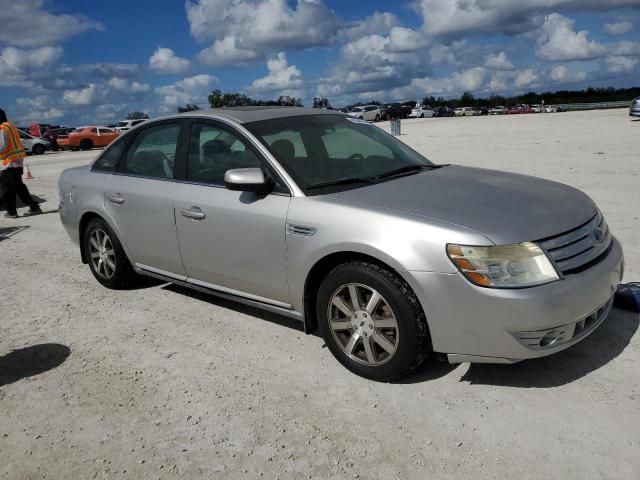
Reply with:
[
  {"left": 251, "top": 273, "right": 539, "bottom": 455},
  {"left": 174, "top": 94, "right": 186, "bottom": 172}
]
[{"left": 23, "top": 161, "right": 34, "bottom": 180}]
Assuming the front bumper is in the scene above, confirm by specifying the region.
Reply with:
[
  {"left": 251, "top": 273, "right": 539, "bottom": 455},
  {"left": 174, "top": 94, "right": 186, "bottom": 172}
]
[{"left": 403, "top": 237, "right": 624, "bottom": 363}]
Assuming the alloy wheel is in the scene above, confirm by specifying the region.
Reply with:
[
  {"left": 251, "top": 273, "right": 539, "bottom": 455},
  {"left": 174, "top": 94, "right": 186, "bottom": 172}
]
[
  {"left": 327, "top": 283, "right": 399, "bottom": 366},
  {"left": 88, "top": 228, "right": 116, "bottom": 280}
]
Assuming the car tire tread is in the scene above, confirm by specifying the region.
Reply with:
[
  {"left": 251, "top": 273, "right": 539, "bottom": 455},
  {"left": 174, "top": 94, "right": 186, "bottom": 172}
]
[{"left": 316, "top": 261, "right": 431, "bottom": 382}]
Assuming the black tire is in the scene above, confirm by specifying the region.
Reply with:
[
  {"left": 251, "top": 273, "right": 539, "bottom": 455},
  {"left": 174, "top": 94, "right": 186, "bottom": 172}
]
[
  {"left": 83, "top": 218, "right": 138, "bottom": 289},
  {"left": 375, "top": 114, "right": 380, "bottom": 122},
  {"left": 80, "top": 139, "right": 93, "bottom": 150},
  {"left": 32, "top": 144, "right": 45, "bottom": 155},
  {"left": 316, "top": 261, "right": 431, "bottom": 381}
]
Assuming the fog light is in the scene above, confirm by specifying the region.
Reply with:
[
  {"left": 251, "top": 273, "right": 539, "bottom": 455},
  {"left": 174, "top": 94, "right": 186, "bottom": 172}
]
[{"left": 539, "top": 330, "right": 565, "bottom": 348}]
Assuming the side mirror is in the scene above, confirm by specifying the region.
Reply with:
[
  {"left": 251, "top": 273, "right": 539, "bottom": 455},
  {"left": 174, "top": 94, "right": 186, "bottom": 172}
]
[{"left": 224, "top": 168, "right": 272, "bottom": 193}]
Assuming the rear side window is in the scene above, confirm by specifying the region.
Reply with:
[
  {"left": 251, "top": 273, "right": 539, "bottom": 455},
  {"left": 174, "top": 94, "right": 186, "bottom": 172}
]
[
  {"left": 123, "top": 123, "right": 180, "bottom": 179},
  {"left": 93, "top": 137, "right": 126, "bottom": 172}
]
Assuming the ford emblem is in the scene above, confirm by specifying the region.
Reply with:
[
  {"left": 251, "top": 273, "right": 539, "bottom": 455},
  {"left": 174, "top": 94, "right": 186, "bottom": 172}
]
[{"left": 593, "top": 228, "right": 605, "bottom": 244}]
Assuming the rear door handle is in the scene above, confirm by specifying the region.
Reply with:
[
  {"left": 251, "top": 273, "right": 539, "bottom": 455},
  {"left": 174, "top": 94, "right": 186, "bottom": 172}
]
[
  {"left": 180, "top": 206, "right": 206, "bottom": 220},
  {"left": 107, "top": 193, "right": 125, "bottom": 205}
]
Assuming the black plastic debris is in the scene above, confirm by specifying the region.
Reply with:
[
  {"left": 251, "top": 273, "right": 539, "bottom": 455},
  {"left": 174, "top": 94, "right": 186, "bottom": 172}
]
[{"left": 614, "top": 283, "right": 640, "bottom": 312}]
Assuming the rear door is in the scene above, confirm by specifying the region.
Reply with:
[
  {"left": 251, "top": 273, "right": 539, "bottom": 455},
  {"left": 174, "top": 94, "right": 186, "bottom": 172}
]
[
  {"left": 103, "top": 121, "right": 187, "bottom": 277},
  {"left": 173, "top": 120, "right": 291, "bottom": 304}
]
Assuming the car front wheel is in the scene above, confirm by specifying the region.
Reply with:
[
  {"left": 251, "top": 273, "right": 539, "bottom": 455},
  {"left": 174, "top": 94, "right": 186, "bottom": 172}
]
[
  {"left": 317, "top": 261, "right": 431, "bottom": 381},
  {"left": 32, "top": 144, "right": 45, "bottom": 155},
  {"left": 84, "top": 218, "right": 137, "bottom": 289}
]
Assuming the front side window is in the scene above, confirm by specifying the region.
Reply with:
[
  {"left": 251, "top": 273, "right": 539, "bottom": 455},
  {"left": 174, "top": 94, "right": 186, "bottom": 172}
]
[
  {"left": 246, "top": 115, "right": 434, "bottom": 194},
  {"left": 187, "top": 123, "right": 262, "bottom": 186},
  {"left": 93, "top": 136, "right": 127, "bottom": 172},
  {"left": 123, "top": 123, "right": 180, "bottom": 179}
]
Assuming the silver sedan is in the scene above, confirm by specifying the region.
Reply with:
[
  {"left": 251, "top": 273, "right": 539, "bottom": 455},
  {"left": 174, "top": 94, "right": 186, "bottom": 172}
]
[{"left": 59, "top": 108, "right": 624, "bottom": 381}]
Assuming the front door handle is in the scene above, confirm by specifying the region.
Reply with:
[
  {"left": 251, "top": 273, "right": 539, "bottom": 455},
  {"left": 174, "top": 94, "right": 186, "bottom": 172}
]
[
  {"left": 107, "top": 193, "right": 125, "bottom": 205},
  {"left": 180, "top": 206, "right": 206, "bottom": 220}
]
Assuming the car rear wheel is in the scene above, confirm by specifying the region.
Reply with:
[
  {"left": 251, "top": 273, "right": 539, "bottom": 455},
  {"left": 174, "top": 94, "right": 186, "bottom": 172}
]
[
  {"left": 80, "top": 139, "right": 93, "bottom": 150},
  {"left": 84, "top": 218, "right": 137, "bottom": 289},
  {"left": 32, "top": 144, "right": 45, "bottom": 155},
  {"left": 316, "top": 261, "right": 431, "bottom": 381}
]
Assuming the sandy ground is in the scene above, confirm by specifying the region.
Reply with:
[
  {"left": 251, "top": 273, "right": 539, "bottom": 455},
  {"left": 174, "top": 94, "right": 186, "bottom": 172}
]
[{"left": 1, "top": 109, "right": 638, "bottom": 479}]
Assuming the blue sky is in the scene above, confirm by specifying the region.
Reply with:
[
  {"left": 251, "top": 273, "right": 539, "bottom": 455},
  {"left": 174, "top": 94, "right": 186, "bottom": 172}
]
[{"left": 1, "top": 0, "right": 639, "bottom": 125}]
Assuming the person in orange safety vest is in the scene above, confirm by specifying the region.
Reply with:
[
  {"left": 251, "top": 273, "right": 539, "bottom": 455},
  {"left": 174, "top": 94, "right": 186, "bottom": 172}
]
[{"left": 0, "top": 108, "right": 42, "bottom": 218}]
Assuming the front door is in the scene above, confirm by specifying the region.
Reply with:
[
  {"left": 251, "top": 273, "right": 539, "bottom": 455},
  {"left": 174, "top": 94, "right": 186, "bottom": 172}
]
[
  {"left": 104, "top": 121, "right": 186, "bottom": 276},
  {"left": 173, "top": 121, "right": 291, "bottom": 304}
]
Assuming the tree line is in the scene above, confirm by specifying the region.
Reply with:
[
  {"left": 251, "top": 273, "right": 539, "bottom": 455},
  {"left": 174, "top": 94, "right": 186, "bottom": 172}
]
[{"left": 171, "top": 86, "right": 639, "bottom": 113}]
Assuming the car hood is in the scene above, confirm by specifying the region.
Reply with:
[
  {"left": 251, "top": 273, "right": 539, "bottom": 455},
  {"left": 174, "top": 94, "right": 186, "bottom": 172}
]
[{"left": 326, "top": 165, "right": 596, "bottom": 244}]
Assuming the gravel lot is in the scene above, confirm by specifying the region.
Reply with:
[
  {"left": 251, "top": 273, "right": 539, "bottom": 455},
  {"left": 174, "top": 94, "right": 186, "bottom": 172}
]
[{"left": 1, "top": 109, "right": 638, "bottom": 479}]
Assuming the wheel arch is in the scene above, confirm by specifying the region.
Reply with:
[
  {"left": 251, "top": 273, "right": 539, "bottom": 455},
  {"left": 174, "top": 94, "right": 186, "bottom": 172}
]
[
  {"left": 302, "top": 251, "right": 427, "bottom": 335},
  {"left": 78, "top": 210, "right": 133, "bottom": 265}
]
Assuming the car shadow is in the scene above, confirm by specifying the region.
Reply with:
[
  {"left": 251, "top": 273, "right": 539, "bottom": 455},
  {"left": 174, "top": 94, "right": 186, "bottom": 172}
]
[
  {"left": 458, "top": 308, "right": 639, "bottom": 388},
  {"left": 162, "top": 283, "right": 314, "bottom": 336},
  {"left": 0, "top": 225, "right": 29, "bottom": 242},
  {"left": 0, "top": 344, "right": 71, "bottom": 387},
  {"left": 395, "top": 355, "right": 461, "bottom": 383}
]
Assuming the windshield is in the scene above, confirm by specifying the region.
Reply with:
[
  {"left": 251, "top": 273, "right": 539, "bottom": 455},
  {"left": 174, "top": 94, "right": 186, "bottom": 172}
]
[
  {"left": 245, "top": 114, "right": 434, "bottom": 195},
  {"left": 349, "top": 107, "right": 363, "bottom": 112},
  {"left": 116, "top": 121, "right": 128, "bottom": 127}
]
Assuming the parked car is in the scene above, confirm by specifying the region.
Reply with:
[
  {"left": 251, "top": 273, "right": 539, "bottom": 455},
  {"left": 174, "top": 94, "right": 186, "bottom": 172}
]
[
  {"left": 629, "top": 97, "right": 640, "bottom": 117},
  {"left": 59, "top": 107, "right": 623, "bottom": 381},
  {"left": 432, "top": 106, "right": 455, "bottom": 117},
  {"left": 347, "top": 105, "right": 381, "bottom": 122},
  {"left": 380, "top": 103, "right": 410, "bottom": 120},
  {"left": 115, "top": 119, "right": 147, "bottom": 132},
  {"left": 454, "top": 107, "right": 476, "bottom": 116},
  {"left": 409, "top": 107, "right": 435, "bottom": 118},
  {"left": 531, "top": 105, "right": 543, "bottom": 113},
  {"left": 488, "top": 106, "right": 507, "bottom": 115},
  {"left": 43, "top": 127, "right": 75, "bottom": 151},
  {"left": 57, "top": 126, "right": 119, "bottom": 151},
  {"left": 507, "top": 104, "right": 533, "bottom": 114},
  {"left": 18, "top": 130, "right": 51, "bottom": 155}
]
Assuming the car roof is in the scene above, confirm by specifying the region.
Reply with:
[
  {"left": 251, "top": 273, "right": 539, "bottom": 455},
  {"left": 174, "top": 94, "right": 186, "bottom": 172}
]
[{"left": 174, "top": 107, "right": 342, "bottom": 124}]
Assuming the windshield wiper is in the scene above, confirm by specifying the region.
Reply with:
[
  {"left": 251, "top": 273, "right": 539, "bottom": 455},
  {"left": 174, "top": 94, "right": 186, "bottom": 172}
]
[
  {"left": 372, "top": 164, "right": 433, "bottom": 180},
  {"left": 307, "top": 177, "right": 376, "bottom": 190}
]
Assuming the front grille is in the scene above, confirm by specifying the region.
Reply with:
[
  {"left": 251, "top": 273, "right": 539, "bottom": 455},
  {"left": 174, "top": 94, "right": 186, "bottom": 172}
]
[
  {"left": 514, "top": 295, "right": 614, "bottom": 350},
  {"left": 537, "top": 211, "right": 612, "bottom": 274}
]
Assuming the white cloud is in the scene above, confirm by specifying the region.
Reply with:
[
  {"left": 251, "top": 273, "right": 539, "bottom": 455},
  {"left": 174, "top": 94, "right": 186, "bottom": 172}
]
[
  {"left": 514, "top": 68, "right": 540, "bottom": 88},
  {"left": 0, "top": 46, "right": 63, "bottom": 86},
  {"left": 536, "top": 14, "right": 605, "bottom": 61},
  {"left": 63, "top": 84, "right": 98, "bottom": 105},
  {"left": 0, "top": 46, "right": 62, "bottom": 72},
  {"left": 341, "top": 12, "right": 398, "bottom": 41},
  {"left": 454, "top": 67, "right": 488, "bottom": 91},
  {"left": 251, "top": 52, "right": 303, "bottom": 92},
  {"left": 387, "top": 27, "right": 427, "bottom": 53},
  {"left": 603, "top": 20, "right": 633, "bottom": 35},
  {"left": 108, "top": 77, "right": 151, "bottom": 93},
  {"left": 484, "top": 51, "right": 514, "bottom": 70},
  {"left": 14, "top": 96, "right": 64, "bottom": 122},
  {"left": 155, "top": 74, "right": 216, "bottom": 109},
  {"left": 547, "top": 64, "right": 587, "bottom": 82},
  {"left": 149, "top": 47, "right": 191, "bottom": 73},
  {"left": 0, "top": 0, "right": 103, "bottom": 48},
  {"left": 416, "top": 0, "right": 640, "bottom": 38},
  {"left": 606, "top": 55, "right": 639, "bottom": 72},
  {"left": 187, "top": 0, "right": 339, "bottom": 66}
]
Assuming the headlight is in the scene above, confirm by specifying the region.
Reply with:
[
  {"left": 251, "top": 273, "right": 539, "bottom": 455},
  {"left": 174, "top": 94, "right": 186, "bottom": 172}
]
[{"left": 447, "top": 242, "right": 559, "bottom": 288}]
